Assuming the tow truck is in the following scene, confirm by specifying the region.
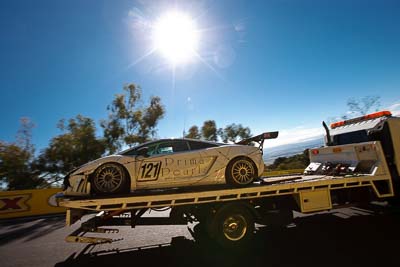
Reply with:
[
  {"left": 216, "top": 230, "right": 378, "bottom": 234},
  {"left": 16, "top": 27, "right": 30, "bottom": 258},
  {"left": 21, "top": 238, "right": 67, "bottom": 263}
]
[{"left": 59, "top": 110, "right": 399, "bottom": 248}]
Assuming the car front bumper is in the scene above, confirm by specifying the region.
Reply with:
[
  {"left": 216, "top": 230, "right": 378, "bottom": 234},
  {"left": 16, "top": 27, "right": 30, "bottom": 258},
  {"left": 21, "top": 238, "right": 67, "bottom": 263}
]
[{"left": 63, "top": 174, "right": 91, "bottom": 196}]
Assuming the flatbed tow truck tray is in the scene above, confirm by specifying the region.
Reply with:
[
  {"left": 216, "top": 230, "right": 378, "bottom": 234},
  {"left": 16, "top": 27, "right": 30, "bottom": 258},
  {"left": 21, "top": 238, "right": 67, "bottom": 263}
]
[
  {"left": 59, "top": 172, "right": 393, "bottom": 244},
  {"left": 60, "top": 174, "right": 393, "bottom": 213}
]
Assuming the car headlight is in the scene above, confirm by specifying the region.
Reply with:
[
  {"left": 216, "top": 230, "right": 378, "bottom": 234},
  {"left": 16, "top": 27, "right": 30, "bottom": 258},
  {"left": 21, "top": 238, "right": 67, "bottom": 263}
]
[
  {"left": 63, "top": 167, "right": 79, "bottom": 190},
  {"left": 63, "top": 174, "right": 70, "bottom": 190}
]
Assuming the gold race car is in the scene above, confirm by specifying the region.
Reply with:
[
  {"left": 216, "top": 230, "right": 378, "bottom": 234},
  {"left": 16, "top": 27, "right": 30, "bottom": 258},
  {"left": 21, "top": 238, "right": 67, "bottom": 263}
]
[{"left": 63, "top": 132, "right": 278, "bottom": 196}]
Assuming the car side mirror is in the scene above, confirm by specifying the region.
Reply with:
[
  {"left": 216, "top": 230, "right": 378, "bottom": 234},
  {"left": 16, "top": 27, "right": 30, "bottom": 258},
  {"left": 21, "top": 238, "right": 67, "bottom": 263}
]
[{"left": 137, "top": 146, "right": 149, "bottom": 157}]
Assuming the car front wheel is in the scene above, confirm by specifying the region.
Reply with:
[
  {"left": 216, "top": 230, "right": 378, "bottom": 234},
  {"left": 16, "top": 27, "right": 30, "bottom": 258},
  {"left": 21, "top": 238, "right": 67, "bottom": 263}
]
[{"left": 92, "top": 163, "right": 128, "bottom": 194}]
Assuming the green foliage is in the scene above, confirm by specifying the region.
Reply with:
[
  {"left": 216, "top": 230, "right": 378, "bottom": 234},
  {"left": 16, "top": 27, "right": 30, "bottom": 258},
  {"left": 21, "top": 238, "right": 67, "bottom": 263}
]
[
  {"left": 185, "top": 125, "right": 201, "bottom": 139},
  {"left": 345, "top": 96, "right": 381, "bottom": 118},
  {"left": 267, "top": 150, "right": 310, "bottom": 171},
  {"left": 36, "top": 115, "right": 106, "bottom": 184},
  {"left": 201, "top": 120, "right": 218, "bottom": 141},
  {"left": 219, "top": 123, "right": 251, "bottom": 143},
  {"left": 0, "top": 118, "right": 45, "bottom": 190},
  {"left": 329, "top": 96, "right": 381, "bottom": 122},
  {"left": 187, "top": 121, "right": 252, "bottom": 143},
  {"left": 1, "top": 83, "right": 165, "bottom": 190},
  {"left": 101, "top": 83, "right": 165, "bottom": 153}
]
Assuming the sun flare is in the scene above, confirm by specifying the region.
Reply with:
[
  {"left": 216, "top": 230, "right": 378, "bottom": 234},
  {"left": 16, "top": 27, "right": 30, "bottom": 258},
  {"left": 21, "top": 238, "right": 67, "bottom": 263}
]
[{"left": 152, "top": 11, "right": 199, "bottom": 65}]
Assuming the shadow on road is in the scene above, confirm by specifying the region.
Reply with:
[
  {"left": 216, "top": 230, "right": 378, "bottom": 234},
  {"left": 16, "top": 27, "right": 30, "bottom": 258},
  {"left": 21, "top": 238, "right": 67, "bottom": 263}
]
[
  {"left": 55, "top": 211, "right": 400, "bottom": 267},
  {"left": 0, "top": 216, "right": 65, "bottom": 245}
]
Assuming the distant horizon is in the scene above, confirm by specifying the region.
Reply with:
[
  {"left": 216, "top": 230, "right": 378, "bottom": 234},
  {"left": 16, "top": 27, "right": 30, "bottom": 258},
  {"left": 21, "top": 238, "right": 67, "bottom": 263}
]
[{"left": 263, "top": 135, "right": 324, "bottom": 164}]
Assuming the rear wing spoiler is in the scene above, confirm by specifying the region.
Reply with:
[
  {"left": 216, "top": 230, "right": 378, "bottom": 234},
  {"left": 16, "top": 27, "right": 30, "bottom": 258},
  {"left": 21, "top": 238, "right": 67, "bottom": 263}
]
[{"left": 236, "top": 131, "right": 279, "bottom": 153}]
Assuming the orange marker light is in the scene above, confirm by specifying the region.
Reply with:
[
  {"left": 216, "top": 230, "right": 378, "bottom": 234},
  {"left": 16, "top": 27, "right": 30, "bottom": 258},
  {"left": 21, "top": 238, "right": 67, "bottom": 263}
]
[
  {"left": 330, "top": 110, "right": 392, "bottom": 129},
  {"left": 333, "top": 147, "right": 342, "bottom": 153}
]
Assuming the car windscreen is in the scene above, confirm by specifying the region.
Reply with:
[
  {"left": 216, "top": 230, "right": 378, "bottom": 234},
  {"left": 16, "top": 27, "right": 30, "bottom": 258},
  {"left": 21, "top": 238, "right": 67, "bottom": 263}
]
[{"left": 119, "top": 147, "right": 140, "bottom": 156}]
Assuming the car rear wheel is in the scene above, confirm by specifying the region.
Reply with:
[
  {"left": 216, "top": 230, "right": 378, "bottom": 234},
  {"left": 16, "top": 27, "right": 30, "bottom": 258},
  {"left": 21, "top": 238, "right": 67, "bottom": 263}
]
[
  {"left": 92, "top": 163, "right": 128, "bottom": 194},
  {"left": 226, "top": 157, "right": 257, "bottom": 186}
]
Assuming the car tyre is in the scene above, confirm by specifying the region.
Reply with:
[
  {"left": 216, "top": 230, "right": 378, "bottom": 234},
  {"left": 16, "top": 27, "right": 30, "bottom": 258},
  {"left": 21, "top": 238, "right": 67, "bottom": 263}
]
[
  {"left": 226, "top": 157, "right": 257, "bottom": 186},
  {"left": 92, "top": 163, "right": 129, "bottom": 194}
]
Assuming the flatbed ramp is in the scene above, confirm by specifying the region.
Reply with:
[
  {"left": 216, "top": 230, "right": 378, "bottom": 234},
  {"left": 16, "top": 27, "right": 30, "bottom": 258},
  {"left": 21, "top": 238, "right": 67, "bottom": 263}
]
[{"left": 60, "top": 173, "right": 393, "bottom": 213}]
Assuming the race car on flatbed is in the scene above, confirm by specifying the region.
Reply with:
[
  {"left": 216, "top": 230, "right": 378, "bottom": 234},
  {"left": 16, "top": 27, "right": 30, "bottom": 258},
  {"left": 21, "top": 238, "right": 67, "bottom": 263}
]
[
  {"left": 59, "top": 111, "right": 399, "bottom": 248},
  {"left": 63, "top": 132, "right": 279, "bottom": 196}
]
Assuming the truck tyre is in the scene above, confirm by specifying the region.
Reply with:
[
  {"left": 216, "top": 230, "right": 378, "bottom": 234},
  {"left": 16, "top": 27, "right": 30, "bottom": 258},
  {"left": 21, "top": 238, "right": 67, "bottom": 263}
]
[
  {"left": 226, "top": 157, "right": 257, "bottom": 186},
  {"left": 210, "top": 205, "right": 255, "bottom": 249},
  {"left": 92, "top": 163, "right": 129, "bottom": 194}
]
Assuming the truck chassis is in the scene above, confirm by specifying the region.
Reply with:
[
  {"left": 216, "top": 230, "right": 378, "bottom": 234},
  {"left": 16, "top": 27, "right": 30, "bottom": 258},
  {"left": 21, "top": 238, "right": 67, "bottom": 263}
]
[{"left": 60, "top": 171, "right": 394, "bottom": 246}]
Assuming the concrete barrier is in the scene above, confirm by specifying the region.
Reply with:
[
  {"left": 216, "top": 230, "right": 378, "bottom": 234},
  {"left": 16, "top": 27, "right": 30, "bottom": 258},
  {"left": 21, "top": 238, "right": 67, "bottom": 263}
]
[{"left": 0, "top": 188, "right": 66, "bottom": 219}]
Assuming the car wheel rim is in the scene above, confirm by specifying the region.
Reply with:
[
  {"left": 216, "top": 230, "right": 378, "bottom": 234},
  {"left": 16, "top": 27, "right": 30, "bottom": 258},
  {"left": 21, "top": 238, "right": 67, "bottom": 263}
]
[
  {"left": 231, "top": 160, "right": 255, "bottom": 184},
  {"left": 223, "top": 214, "right": 247, "bottom": 241},
  {"left": 94, "top": 165, "right": 123, "bottom": 192}
]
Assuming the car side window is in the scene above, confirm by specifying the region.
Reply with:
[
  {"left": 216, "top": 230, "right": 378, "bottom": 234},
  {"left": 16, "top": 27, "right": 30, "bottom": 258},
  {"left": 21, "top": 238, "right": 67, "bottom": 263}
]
[
  {"left": 171, "top": 140, "right": 190, "bottom": 152},
  {"left": 157, "top": 143, "right": 174, "bottom": 154},
  {"left": 188, "top": 141, "right": 218, "bottom": 150},
  {"left": 147, "top": 142, "right": 161, "bottom": 156},
  {"left": 150, "top": 140, "right": 189, "bottom": 155}
]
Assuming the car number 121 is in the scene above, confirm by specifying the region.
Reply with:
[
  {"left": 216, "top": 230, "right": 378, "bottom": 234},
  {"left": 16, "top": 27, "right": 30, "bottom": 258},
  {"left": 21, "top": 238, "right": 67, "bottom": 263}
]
[{"left": 140, "top": 161, "right": 162, "bottom": 180}]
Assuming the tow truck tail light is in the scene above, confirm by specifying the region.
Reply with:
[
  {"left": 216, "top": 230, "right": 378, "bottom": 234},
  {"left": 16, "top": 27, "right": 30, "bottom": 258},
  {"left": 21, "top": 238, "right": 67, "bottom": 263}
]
[
  {"left": 330, "top": 110, "right": 392, "bottom": 129},
  {"left": 311, "top": 149, "right": 319, "bottom": 155}
]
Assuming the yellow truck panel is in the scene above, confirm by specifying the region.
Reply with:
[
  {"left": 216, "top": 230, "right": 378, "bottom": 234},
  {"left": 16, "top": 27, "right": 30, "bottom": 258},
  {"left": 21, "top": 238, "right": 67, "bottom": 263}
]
[
  {"left": 297, "top": 188, "right": 332, "bottom": 213},
  {"left": 388, "top": 118, "right": 400, "bottom": 176}
]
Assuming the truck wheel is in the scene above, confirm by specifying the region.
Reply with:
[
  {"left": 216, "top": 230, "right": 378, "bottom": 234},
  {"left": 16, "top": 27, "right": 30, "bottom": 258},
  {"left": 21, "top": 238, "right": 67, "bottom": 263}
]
[
  {"left": 92, "top": 163, "right": 128, "bottom": 194},
  {"left": 226, "top": 157, "right": 257, "bottom": 186},
  {"left": 211, "top": 205, "right": 255, "bottom": 248}
]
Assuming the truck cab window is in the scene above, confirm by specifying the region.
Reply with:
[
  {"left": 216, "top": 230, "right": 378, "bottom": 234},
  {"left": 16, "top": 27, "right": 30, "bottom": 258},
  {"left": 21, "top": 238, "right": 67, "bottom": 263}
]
[{"left": 333, "top": 130, "right": 369, "bottom": 145}]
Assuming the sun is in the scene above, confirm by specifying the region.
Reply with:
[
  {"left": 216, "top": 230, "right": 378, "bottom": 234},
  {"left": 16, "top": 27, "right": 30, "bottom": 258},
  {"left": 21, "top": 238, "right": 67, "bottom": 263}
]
[{"left": 152, "top": 10, "right": 199, "bottom": 65}]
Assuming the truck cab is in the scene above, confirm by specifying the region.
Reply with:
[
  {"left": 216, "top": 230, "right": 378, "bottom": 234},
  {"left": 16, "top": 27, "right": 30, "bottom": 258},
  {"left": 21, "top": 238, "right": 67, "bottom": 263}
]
[{"left": 327, "top": 111, "right": 400, "bottom": 180}]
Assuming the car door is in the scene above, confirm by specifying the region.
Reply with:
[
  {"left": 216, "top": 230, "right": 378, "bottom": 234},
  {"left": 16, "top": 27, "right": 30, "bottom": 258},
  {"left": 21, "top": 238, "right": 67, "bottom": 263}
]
[{"left": 135, "top": 140, "right": 217, "bottom": 189}]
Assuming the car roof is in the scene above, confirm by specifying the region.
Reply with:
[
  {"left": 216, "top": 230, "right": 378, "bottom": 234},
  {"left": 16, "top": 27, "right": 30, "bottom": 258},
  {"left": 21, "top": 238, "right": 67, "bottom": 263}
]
[
  {"left": 118, "top": 138, "right": 230, "bottom": 155},
  {"left": 146, "top": 138, "right": 227, "bottom": 146}
]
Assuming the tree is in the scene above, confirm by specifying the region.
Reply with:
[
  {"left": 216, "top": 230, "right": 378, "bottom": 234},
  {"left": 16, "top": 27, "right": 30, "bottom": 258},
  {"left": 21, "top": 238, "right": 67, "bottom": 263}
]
[
  {"left": 101, "top": 83, "right": 165, "bottom": 153},
  {"left": 139, "top": 96, "right": 165, "bottom": 141},
  {"left": 186, "top": 122, "right": 252, "bottom": 142},
  {"left": 327, "top": 95, "right": 381, "bottom": 123},
  {"left": 185, "top": 125, "right": 201, "bottom": 139},
  {"left": 201, "top": 120, "right": 218, "bottom": 141},
  {"left": 219, "top": 123, "right": 251, "bottom": 143},
  {"left": 36, "top": 115, "right": 106, "bottom": 185},
  {"left": 267, "top": 149, "right": 310, "bottom": 171},
  {"left": 343, "top": 96, "right": 381, "bottom": 119},
  {"left": 0, "top": 118, "right": 45, "bottom": 190}
]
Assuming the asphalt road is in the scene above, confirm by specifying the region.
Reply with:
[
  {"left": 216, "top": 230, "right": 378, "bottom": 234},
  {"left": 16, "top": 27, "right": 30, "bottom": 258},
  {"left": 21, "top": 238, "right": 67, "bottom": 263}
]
[{"left": 1, "top": 205, "right": 400, "bottom": 267}]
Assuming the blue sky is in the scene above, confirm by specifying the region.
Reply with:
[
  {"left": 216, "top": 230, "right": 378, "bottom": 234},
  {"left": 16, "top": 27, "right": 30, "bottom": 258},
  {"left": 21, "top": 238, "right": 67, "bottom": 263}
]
[{"left": 1, "top": 0, "right": 400, "bottom": 151}]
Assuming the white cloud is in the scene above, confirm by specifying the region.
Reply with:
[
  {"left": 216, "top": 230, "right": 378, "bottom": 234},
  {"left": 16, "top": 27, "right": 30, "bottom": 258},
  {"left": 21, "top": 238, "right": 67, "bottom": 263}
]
[
  {"left": 387, "top": 101, "right": 400, "bottom": 116},
  {"left": 260, "top": 100, "right": 400, "bottom": 150},
  {"left": 264, "top": 125, "right": 324, "bottom": 148}
]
